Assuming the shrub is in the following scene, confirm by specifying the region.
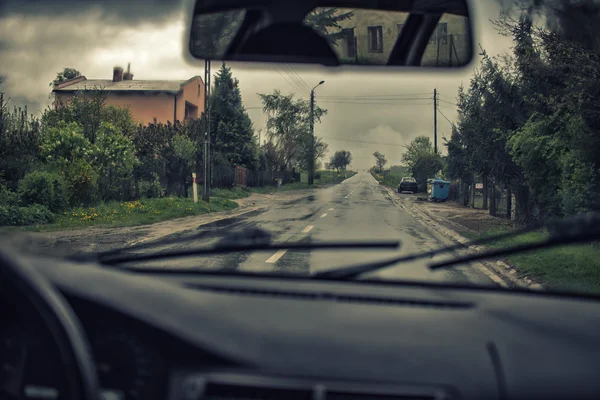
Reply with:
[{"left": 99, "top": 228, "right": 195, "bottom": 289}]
[
  {"left": 18, "top": 171, "right": 68, "bottom": 212},
  {"left": 139, "top": 173, "right": 164, "bottom": 199},
  {"left": 0, "top": 204, "right": 54, "bottom": 226},
  {"left": 314, "top": 172, "right": 321, "bottom": 180},
  {"left": 0, "top": 185, "right": 18, "bottom": 206}
]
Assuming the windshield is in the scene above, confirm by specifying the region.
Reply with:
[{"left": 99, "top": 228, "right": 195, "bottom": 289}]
[{"left": 1, "top": 0, "right": 600, "bottom": 296}]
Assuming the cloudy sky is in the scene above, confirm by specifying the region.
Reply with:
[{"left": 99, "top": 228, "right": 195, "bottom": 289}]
[{"left": 0, "top": 0, "right": 514, "bottom": 169}]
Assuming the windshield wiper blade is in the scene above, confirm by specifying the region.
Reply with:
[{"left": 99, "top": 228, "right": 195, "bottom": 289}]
[
  {"left": 312, "top": 212, "right": 600, "bottom": 280},
  {"left": 86, "top": 227, "right": 400, "bottom": 266}
]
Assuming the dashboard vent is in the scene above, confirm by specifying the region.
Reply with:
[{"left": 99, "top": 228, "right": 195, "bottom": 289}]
[
  {"left": 173, "top": 373, "right": 449, "bottom": 400},
  {"left": 204, "top": 382, "right": 312, "bottom": 400},
  {"left": 186, "top": 283, "right": 473, "bottom": 309}
]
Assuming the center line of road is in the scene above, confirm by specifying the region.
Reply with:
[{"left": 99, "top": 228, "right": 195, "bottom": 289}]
[
  {"left": 302, "top": 225, "right": 314, "bottom": 233},
  {"left": 266, "top": 250, "right": 287, "bottom": 263},
  {"left": 320, "top": 213, "right": 328, "bottom": 218}
]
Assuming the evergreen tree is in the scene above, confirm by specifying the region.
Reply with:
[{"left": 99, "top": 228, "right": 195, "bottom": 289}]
[{"left": 209, "top": 63, "right": 258, "bottom": 168}]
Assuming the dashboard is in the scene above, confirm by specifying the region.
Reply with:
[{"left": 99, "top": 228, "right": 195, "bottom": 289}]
[
  {"left": 3, "top": 255, "right": 600, "bottom": 400},
  {"left": 1, "top": 295, "right": 169, "bottom": 400}
]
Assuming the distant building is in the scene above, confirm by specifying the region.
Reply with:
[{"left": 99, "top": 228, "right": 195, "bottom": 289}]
[
  {"left": 331, "top": 10, "right": 470, "bottom": 66},
  {"left": 52, "top": 64, "right": 205, "bottom": 125}
]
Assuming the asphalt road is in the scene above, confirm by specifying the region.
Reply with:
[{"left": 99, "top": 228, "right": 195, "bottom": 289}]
[{"left": 127, "top": 171, "right": 497, "bottom": 286}]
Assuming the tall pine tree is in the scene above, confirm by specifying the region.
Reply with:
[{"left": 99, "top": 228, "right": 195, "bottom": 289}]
[{"left": 209, "top": 63, "right": 258, "bottom": 169}]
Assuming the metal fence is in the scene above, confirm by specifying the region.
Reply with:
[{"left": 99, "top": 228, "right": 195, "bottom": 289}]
[
  {"left": 448, "top": 179, "right": 515, "bottom": 220},
  {"left": 207, "top": 164, "right": 300, "bottom": 188}
]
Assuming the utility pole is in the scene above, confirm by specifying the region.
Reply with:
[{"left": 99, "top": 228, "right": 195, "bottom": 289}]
[
  {"left": 308, "top": 80, "right": 325, "bottom": 185},
  {"left": 433, "top": 88, "right": 438, "bottom": 154},
  {"left": 203, "top": 59, "right": 211, "bottom": 201},
  {"left": 309, "top": 90, "right": 315, "bottom": 185}
]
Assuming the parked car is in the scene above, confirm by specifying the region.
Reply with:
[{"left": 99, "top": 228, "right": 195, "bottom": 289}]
[{"left": 398, "top": 177, "right": 418, "bottom": 193}]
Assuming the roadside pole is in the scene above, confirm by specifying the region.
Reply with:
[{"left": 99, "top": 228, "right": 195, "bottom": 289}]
[
  {"left": 308, "top": 90, "right": 315, "bottom": 185},
  {"left": 433, "top": 88, "right": 438, "bottom": 154},
  {"left": 202, "top": 58, "right": 211, "bottom": 201},
  {"left": 192, "top": 173, "right": 198, "bottom": 203}
]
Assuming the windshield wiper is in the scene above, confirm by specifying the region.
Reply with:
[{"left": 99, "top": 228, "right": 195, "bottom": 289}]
[
  {"left": 74, "top": 227, "right": 401, "bottom": 266},
  {"left": 313, "top": 212, "right": 600, "bottom": 280}
]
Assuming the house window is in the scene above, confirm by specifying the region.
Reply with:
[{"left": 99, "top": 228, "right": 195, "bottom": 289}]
[
  {"left": 368, "top": 26, "right": 383, "bottom": 53},
  {"left": 342, "top": 28, "right": 356, "bottom": 58}
]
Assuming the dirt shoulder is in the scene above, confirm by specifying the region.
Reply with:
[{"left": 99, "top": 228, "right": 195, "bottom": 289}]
[
  {"left": 381, "top": 185, "right": 543, "bottom": 290},
  {"left": 1, "top": 190, "right": 317, "bottom": 257}
]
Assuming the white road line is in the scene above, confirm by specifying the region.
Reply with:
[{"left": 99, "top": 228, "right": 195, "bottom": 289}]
[
  {"left": 320, "top": 213, "right": 328, "bottom": 218},
  {"left": 328, "top": 208, "right": 334, "bottom": 211},
  {"left": 266, "top": 250, "right": 287, "bottom": 263},
  {"left": 302, "top": 225, "right": 314, "bottom": 233}
]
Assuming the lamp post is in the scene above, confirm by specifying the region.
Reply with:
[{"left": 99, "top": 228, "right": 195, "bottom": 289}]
[{"left": 308, "top": 80, "right": 325, "bottom": 185}]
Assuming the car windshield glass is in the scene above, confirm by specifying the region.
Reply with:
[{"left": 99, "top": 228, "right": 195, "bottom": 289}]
[{"left": 1, "top": 0, "right": 600, "bottom": 296}]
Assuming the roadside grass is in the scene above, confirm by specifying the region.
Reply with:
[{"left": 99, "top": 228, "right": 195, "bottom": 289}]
[
  {"left": 463, "top": 228, "right": 600, "bottom": 294},
  {"left": 1, "top": 173, "right": 357, "bottom": 231},
  {"left": 12, "top": 196, "right": 239, "bottom": 232}
]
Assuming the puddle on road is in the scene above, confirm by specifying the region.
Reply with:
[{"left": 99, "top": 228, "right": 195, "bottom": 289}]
[{"left": 195, "top": 209, "right": 264, "bottom": 230}]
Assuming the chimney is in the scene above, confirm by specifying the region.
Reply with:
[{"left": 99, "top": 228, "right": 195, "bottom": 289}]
[
  {"left": 113, "top": 66, "right": 124, "bottom": 82},
  {"left": 123, "top": 63, "right": 134, "bottom": 80}
]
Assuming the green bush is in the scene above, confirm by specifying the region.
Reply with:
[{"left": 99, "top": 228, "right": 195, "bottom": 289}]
[
  {"left": 314, "top": 172, "right": 321, "bottom": 180},
  {"left": 0, "top": 185, "right": 18, "bottom": 206},
  {"left": 18, "top": 171, "right": 68, "bottom": 212},
  {"left": 0, "top": 204, "right": 54, "bottom": 226},
  {"left": 139, "top": 173, "right": 164, "bottom": 199}
]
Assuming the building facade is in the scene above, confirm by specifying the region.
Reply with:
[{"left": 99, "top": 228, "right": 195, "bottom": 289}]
[
  {"left": 330, "top": 9, "right": 470, "bottom": 66},
  {"left": 53, "top": 66, "right": 205, "bottom": 125}
]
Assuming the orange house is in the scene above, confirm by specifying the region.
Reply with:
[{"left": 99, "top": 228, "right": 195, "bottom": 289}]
[{"left": 52, "top": 65, "right": 205, "bottom": 125}]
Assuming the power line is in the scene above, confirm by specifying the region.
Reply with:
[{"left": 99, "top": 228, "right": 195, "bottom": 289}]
[
  {"left": 284, "top": 64, "right": 311, "bottom": 93},
  {"left": 278, "top": 65, "right": 310, "bottom": 96},
  {"left": 436, "top": 106, "right": 456, "bottom": 128},
  {"left": 319, "top": 92, "right": 431, "bottom": 99},
  {"left": 318, "top": 100, "right": 433, "bottom": 105},
  {"left": 437, "top": 98, "right": 456, "bottom": 106},
  {"left": 319, "top": 136, "right": 406, "bottom": 148}
]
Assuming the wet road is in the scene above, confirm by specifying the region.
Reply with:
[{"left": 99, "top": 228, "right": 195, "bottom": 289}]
[{"left": 131, "top": 171, "right": 497, "bottom": 286}]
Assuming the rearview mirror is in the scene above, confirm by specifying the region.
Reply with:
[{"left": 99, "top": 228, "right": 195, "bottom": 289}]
[{"left": 186, "top": 0, "right": 474, "bottom": 68}]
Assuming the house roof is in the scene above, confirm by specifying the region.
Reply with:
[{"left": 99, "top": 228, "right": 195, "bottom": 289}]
[{"left": 53, "top": 76, "right": 203, "bottom": 94}]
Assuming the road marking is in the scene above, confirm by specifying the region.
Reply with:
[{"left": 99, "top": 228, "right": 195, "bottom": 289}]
[
  {"left": 302, "top": 225, "right": 314, "bottom": 233},
  {"left": 328, "top": 208, "right": 334, "bottom": 211},
  {"left": 320, "top": 213, "right": 328, "bottom": 218},
  {"left": 266, "top": 250, "right": 287, "bottom": 263}
]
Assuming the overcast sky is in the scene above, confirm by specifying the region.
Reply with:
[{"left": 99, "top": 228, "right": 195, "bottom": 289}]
[{"left": 0, "top": 0, "right": 514, "bottom": 169}]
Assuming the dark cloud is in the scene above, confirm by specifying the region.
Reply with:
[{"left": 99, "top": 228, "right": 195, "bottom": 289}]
[{"left": 0, "top": 0, "right": 185, "bottom": 25}]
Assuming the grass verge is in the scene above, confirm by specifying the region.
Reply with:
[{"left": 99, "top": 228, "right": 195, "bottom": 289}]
[
  {"left": 12, "top": 196, "right": 239, "bottom": 232},
  {"left": 2, "top": 175, "right": 355, "bottom": 231},
  {"left": 464, "top": 228, "right": 600, "bottom": 294}
]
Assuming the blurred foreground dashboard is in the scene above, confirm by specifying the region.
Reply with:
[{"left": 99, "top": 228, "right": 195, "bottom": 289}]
[{"left": 3, "top": 255, "right": 600, "bottom": 400}]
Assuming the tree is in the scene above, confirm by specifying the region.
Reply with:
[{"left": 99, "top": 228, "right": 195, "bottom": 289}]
[
  {"left": 0, "top": 78, "right": 42, "bottom": 190},
  {"left": 304, "top": 8, "right": 355, "bottom": 45},
  {"left": 258, "top": 89, "right": 327, "bottom": 171},
  {"left": 210, "top": 63, "right": 258, "bottom": 168},
  {"left": 49, "top": 68, "right": 81, "bottom": 88},
  {"left": 401, "top": 136, "right": 435, "bottom": 170},
  {"left": 402, "top": 136, "right": 444, "bottom": 189},
  {"left": 373, "top": 151, "right": 387, "bottom": 171},
  {"left": 329, "top": 150, "right": 352, "bottom": 172}
]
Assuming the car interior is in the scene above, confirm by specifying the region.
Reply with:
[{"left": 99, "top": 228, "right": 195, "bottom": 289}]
[{"left": 2, "top": 1, "right": 600, "bottom": 400}]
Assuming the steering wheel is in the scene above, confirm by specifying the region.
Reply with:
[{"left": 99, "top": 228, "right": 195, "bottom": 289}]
[{"left": 0, "top": 246, "right": 99, "bottom": 400}]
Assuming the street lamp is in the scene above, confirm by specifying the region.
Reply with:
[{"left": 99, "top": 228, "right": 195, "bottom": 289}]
[{"left": 308, "top": 80, "right": 325, "bottom": 185}]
